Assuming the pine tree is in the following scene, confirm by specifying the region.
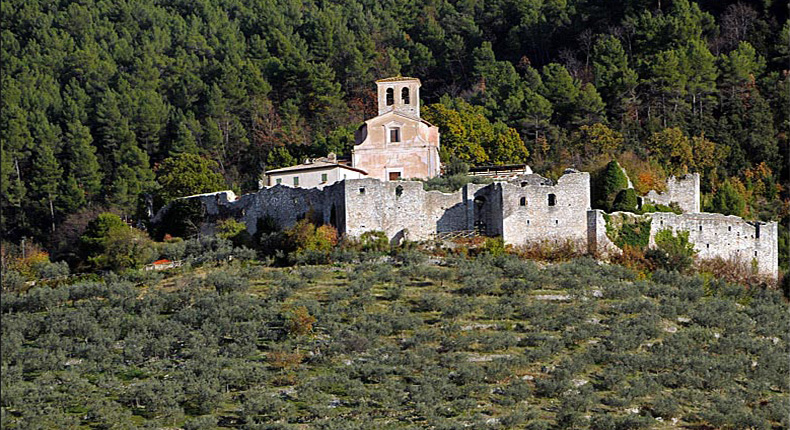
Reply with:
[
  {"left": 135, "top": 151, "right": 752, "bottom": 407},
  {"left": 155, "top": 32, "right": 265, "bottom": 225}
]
[
  {"left": 156, "top": 153, "right": 226, "bottom": 203},
  {"left": 592, "top": 36, "right": 638, "bottom": 120},
  {"left": 110, "top": 129, "right": 155, "bottom": 218},
  {"left": 93, "top": 89, "right": 125, "bottom": 172},
  {"left": 134, "top": 89, "right": 169, "bottom": 158},
  {"left": 573, "top": 83, "right": 607, "bottom": 126},
  {"left": 63, "top": 119, "right": 102, "bottom": 200},
  {"left": 30, "top": 141, "right": 63, "bottom": 233},
  {"left": 541, "top": 63, "right": 579, "bottom": 125}
]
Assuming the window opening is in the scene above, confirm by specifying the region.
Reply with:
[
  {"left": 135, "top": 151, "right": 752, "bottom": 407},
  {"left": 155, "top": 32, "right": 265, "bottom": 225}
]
[
  {"left": 390, "top": 127, "right": 401, "bottom": 143},
  {"left": 321, "top": 173, "right": 328, "bottom": 183},
  {"left": 755, "top": 224, "right": 760, "bottom": 239},
  {"left": 519, "top": 197, "right": 527, "bottom": 207},
  {"left": 389, "top": 171, "right": 402, "bottom": 181},
  {"left": 386, "top": 88, "right": 394, "bottom": 106},
  {"left": 359, "top": 187, "right": 366, "bottom": 194},
  {"left": 699, "top": 225, "right": 702, "bottom": 232},
  {"left": 293, "top": 177, "right": 299, "bottom": 186},
  {"left": 548, "top": 194, "right": 556, "bottom": 206},
  {"left": 395, "top": 185, "right": 403, "bottom": 197},
  {"left": 276, "top": 178, "right": 282, "bottom": 185},
  {"left": 401, "top": 87, "right": 410, "bottom": 104}
]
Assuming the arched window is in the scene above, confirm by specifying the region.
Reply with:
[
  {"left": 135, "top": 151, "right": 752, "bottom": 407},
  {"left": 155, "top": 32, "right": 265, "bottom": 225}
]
[
  {"left": 401, "top": 87, "right": 410, "bottom": 104},
  {"left": 386, "top": 88, "right": 394, "bottom": 106},
  {"left": 548, "top": 194, "right": 556, "bottom": 206},
  {"left": 519, "top": 197, "right": 527, "bottom": 207}
]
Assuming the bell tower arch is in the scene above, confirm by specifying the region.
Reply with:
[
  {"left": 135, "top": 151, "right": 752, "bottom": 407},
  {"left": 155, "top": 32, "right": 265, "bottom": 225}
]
[{"left": 376, "top": 77, "right": 421, "bottom": 118}]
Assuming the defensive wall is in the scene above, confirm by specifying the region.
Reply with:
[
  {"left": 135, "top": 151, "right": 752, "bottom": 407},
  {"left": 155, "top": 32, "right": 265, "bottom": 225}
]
[
  {"left": 152, "top": 171, "right": 779, "bottom": 278},
  {"left": 644, "top": 173, "right": 700, "bottom": 213},
  {"left": 343, "top": 179, "right": 496, "bottom": 242},
  {"left": 501, "top": 171, "right": 591, "bottom": 246},
  {"left": 650, "top": 212, "right": 778, "bottom": 278}
]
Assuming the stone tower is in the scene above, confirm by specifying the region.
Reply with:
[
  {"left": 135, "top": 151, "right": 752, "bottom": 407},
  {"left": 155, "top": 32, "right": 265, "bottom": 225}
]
[{"left": 376, "top": 77, "right": 421, "bottom": 118}]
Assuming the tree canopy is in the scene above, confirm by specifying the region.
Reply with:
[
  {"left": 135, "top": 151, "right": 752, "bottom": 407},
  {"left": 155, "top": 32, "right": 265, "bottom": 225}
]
[{"left": 0, "top": 0, "right": 786, "bottom": 245}]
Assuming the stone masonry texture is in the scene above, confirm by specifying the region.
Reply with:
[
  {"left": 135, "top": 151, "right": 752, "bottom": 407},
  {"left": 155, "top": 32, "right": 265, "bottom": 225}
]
[{"left": 152, "top": 171, "right": 778, "bottom": 279}]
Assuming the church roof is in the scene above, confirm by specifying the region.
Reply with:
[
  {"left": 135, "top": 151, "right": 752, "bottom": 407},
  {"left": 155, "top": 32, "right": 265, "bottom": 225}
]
[
  {"left": 375, "top": 76, "right": 421, "bottom": 84},
  {"left": 266, "top": 160, "right": 368, "bottom": 176},
  {"left": 363, "top": 110, "right": 435, "bottom": 127}
]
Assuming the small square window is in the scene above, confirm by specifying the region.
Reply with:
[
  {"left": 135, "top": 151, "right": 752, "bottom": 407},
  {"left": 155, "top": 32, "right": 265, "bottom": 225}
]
[
  {"left": 321, "top": 173, "right": 328, "bottom": 183},
  {"left": 293, "top": 177, "right": 299, "bottom": 186},
  {"left": 390, "top": 127, "right": 401, "bottom": 143},
  {"left": 276, "top": 178, "right": 282, "bottom": 185},
  {"left": 359, "top": 187, "right": 366, "bottom": 194},
  {"left": 389, "top": 171, "right": 401, "bottom": 181}
]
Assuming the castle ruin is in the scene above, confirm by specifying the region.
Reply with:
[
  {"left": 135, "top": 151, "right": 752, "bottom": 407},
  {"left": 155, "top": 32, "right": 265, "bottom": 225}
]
[
  {"left": 153, "top": 170, "right": 778, "bottom": 279},
  {"left": 151, "top": 77, "right": 779, "bottom": 279}
]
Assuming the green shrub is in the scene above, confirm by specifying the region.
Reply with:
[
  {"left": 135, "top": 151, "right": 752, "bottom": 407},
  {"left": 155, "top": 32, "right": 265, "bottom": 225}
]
[
  {"left": 612, "top": 188, "right": 638, "bottom": 212},
  {"left": 422, "top": 174, "right": 492, "bottom": 193},
  {"left": 359, "top": 230, "right": 389, "bottom": 252},
  {"left": 647, "top": 229, "right": 697, "bottom": 272},
  {"left": 640, "top": 202, "right": 682, "bottom": 214},
  {"left": 205, "top": 270, "right": 249, "bottom": 294},
  {"left": 482, "top": 237, "right": 505, "bottom": 256},
  {"left": 1, "top": 270, "right": 27, "bottom": 292},
  {"left": 605, "top": 214, "right": 651, "bottom": 250},
  {"left": 155, "top": 199, "right": 204, "bottom": 240},
  {"left": 596, "top": 160, "right": 629, "bottom": 210},
  {"left": 216, "top": 218, "right": 253, "bottom": 248}
]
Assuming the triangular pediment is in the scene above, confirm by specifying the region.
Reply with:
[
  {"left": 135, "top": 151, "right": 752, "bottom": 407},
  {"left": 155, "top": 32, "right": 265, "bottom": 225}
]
[{"left": 365, "top": 110, "right": 421, "bottom": 126}]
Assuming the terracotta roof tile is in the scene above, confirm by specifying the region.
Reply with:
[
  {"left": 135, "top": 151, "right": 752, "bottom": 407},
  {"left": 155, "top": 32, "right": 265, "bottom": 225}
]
[{"left": 375, "top": 76, "right": 420, "bottom": 83}]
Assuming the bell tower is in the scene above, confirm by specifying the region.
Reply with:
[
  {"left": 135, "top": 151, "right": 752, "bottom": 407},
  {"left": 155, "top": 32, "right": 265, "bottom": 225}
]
[{"left": 375, "top": 77, "right": 421, "bottom": 118}]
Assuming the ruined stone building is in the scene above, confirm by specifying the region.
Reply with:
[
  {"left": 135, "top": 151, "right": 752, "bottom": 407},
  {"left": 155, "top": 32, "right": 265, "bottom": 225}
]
[
  {"left": 154, "top": 170, "right": 778, "bottom": 278},
  {"left": 152, "top": 76, "right": 779, "bottom": 279}
]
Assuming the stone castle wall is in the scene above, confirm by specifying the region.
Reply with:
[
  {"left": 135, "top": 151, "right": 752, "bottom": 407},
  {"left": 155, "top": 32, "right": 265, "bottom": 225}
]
[
  {"left": 343, "top": 178, "right": 491, "bottom": 243},
  {"left": 650, "top": 212, "right": 778, "bottom": 278},
  {"left": 586, "top": 209, "right": 620, "bottom": 257},
  {"left": 644, "top": 173, "right": 700, "bottom": 213},
  {"left": 501, "top": 172, "right": 591, "bottom": 246},
  {"left": 152, "top": 171, "right": 778, "bottom": 278},
  {"left": 152, "top": 184, "right": 347, "bottom": 237}
]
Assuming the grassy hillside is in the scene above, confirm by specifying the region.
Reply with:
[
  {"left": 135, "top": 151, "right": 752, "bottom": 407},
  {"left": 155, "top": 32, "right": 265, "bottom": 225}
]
[{"left": 2, "top": 254, "right": 788, "bottom": 429}]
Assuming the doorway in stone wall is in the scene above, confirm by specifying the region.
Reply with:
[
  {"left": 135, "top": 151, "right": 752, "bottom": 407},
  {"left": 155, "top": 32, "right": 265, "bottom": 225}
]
[
  {"left": 474, "top": 196, "right": 487, "bottom": 235},
  {"left": 330, "top": 204, "right": 338, "bottom": 229}
]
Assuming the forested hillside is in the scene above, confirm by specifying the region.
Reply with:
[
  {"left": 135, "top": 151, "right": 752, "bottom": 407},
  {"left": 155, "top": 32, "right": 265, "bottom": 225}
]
[{"left": 1, "top": 0, "right": 788, "bottom": 251}]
